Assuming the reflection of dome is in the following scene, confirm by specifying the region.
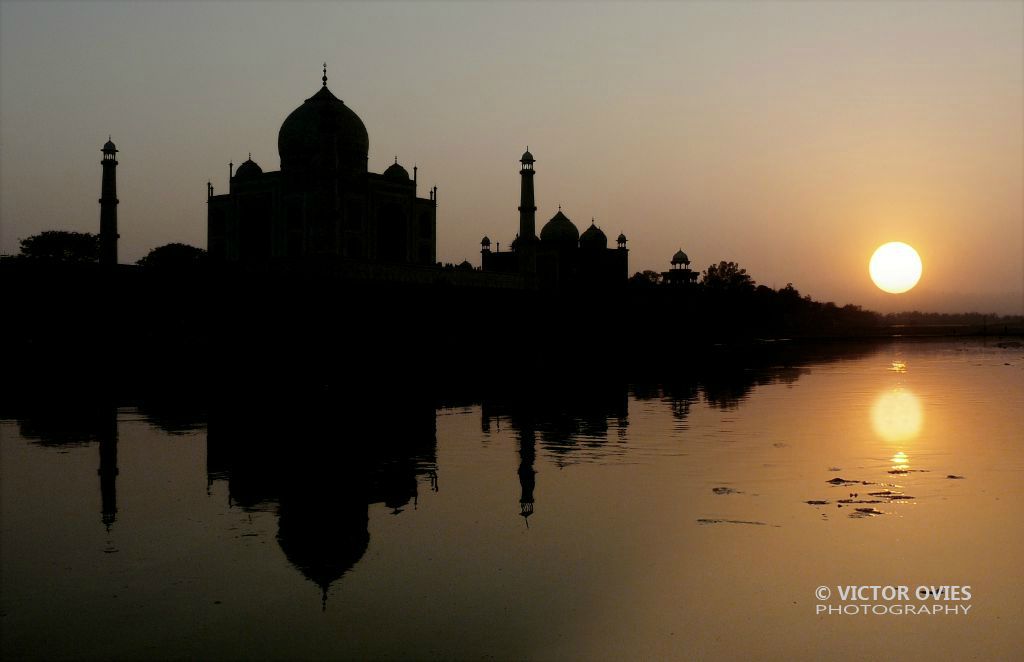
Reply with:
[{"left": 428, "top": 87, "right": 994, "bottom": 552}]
[
  {"left": 277, "top": 497, "right": 369, "bottom": 608},
  {"left": 671, "top": 249, "right": 690, "bottom": 265},
  {"left": 278, "top": 82, "right": 369, "bottom": 173},
  {"left": 383, "top": 160, "right": 409, "bottom": 180},
  {"left": 234, "top": 157, "right": 263, "bottom": 179},
  {"left": 579, "top": 222, "right": 607, "bottom": 249},
  {"left": 540, "top": 210, "right": 579, "bottom": 243}
]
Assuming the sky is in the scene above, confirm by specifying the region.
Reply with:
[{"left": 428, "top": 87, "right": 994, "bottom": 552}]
[{"left": 1, "top": 0, "right": 1021, "bottom": 314}]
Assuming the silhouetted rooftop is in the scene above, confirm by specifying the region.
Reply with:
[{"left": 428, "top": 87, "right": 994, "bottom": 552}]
[
  {"left": 580, "top": 221, "right": 607, "bottom": 249},
  {"left": 235, "top": 156, "right": 263, "bottom": 179},
  {"left": 383, "top": 160, "right": 410, "bottom": 180},
  {"left": 672, "top": 249, "right": 690, "bottom": 265}
]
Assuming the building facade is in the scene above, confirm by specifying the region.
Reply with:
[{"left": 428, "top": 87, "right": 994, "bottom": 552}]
[
  {"left": 208, "top": 66, "right": 436, "bottom": 268},
  {"left": 480, "top": 150, "right": 628, "bottom": 288}
]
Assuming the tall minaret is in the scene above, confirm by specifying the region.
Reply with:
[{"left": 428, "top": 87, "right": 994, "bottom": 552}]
[
  {"left": 518, "top": 148, "right": 536, "bottom": 240},
  {"left": 99, "top": 137, "right": 119, "bottom": 265}
]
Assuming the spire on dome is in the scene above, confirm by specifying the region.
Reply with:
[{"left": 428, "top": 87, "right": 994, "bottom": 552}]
[{"left": 322, "top": 62, "right": 328, "bottom": 87}]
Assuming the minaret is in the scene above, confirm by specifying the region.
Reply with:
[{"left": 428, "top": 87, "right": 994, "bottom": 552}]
[
  {"left": 99, "top": 137, "right": 119, "bottom": 265},
  {"left": 518, "top": 148, "right": 536, "bottom": 240}
]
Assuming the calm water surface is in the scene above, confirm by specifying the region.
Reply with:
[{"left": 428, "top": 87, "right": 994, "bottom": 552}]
[{"left": 2, "top": 340, "right": 1022, "bottom": 660}]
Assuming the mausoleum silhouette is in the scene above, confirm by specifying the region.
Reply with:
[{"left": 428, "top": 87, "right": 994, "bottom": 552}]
[{"left": 207, "top": 65, "right": 437, "bottom": 268}]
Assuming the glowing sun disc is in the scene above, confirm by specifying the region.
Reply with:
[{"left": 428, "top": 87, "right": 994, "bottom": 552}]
[{"left": 869, "top": 242, "right": 922, "bottom": 294}]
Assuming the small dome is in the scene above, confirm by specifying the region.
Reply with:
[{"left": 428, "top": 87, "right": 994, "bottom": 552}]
[
  {"left": 384, "top": 160, "right": 410, "bottom": 180},
  {"left": 671, "top": 249, "right": 690, "bottom": 265},
  {"left": 579, "top": 221, "right": 608, "bottom": 249},
  {"left": 235, "top": 157, "right": 263, "bottom": 179},
  {"left": 540, "top": 210, "right": 579, "bottom": 244},
  {"left": 521, "top": 149, "right": 535, "bottom": 163},
  {"left": 102, "top": 138, "right": 117, "bottom": 152},
  {"left": 617, "top": 233, "right": 627, "bottom": 243},
  {"left": 481, "top": 236, "right": 491, "bottom": 246}
]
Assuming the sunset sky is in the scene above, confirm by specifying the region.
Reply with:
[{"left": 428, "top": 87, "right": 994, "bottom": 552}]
[{"left": 1, "top": 1, "right": 1021, "bottom": 313}]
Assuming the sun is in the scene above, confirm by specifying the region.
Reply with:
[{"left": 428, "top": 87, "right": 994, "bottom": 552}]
[{"left": 869, "top": 242, "right": 922, "bottom": 294}]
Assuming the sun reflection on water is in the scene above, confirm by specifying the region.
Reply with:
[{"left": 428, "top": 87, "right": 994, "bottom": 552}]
[
  {"left": 871, "top": 388, "right": 923, "bottom": 443},
  {"left": 890, "top": 450, "right": 910, "bottom": 471}
]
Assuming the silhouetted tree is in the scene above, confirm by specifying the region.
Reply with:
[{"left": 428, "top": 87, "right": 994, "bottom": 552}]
[
  {"left": 628, "top": 270, "right": 662, "bottom": 287},
  {"left": 136, "top": 243, "right": 207, "bottom": 269},
  {"left": 701, "top": 261, "right": 755, "bottom": 293},
  {"left": 17, "top": 231, "right": 99, "bottom": 263}
]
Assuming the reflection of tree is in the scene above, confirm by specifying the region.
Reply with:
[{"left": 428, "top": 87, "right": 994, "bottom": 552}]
[{"left": 12, "top": 403, "right": 112, "bottom": 447}]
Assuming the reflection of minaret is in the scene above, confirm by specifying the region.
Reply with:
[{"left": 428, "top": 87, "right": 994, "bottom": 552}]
[
  {"left": 97, "top": 406, "right": 119, "bottom": 531},
  {"left": 517, "top": 425, "right": 536, "bottom": 525},
  {"left": 99, "top": 137, "right": 119, "bottom": 265}
]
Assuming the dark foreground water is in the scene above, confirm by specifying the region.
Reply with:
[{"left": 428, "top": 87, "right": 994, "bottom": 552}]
[{"left": 2, "top": 340, "right": 1022, "bottom": 660}]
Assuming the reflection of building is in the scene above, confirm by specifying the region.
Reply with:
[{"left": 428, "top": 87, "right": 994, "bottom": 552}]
[
  {"left": 480, "top": 383, "right": 630, "bottom": 522},
  {"left": 480, "top": 150, "right": 629, "bottom": 288},
  {"left": 517, "top": 426, "right": 536, "bottom": 523},
  {"left": 205, "top": 395, "right": 437, "bottom": 606},
  {"left": 207, "top": 66, "right": 436, "bottom": 267},
  {"left": 98, "top": 408, "right": 119, "bottom": 531}
]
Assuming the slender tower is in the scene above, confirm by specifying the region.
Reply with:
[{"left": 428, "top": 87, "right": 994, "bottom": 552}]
[
  {"left": 99, "top": 137, "right": 119, "bottom": 265},
  {"left": 518, "top": 148, "right": 536, "bottom": 240}
]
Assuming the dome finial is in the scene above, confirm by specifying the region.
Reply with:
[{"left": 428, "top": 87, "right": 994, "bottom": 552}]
[
  {"left": 322, "top": 62, "right": 328, "bottom": 87},
  {"left": 394, "top": 155, "right": 398, "bottom": 164},
  {"left": 248, "top": 152, "right": 251, "bottom": 160}
]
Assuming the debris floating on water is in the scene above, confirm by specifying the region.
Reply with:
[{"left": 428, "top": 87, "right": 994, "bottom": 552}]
[
  {"left": 850, "top": 507, "right": 886, "bottom": 518},
  {"left": 697, "top": 518, "right": 772, "bottom": 526},
  {"left": 712, "top": 487, "right": 743, "bottom": 495},
  {"left": 946, "top": 475, "right": 966, "bottom": 479},
  {"left": 827, "top": 477, "right": 874, "bottom": 485}
]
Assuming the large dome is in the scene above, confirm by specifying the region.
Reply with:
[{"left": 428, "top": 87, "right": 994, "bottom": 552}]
[
  {"left": 540, "top": 210, "right": 579, "bottom": 244},
  {"left": 278, "top": 83, "right": 369, "bottom": 174}
]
